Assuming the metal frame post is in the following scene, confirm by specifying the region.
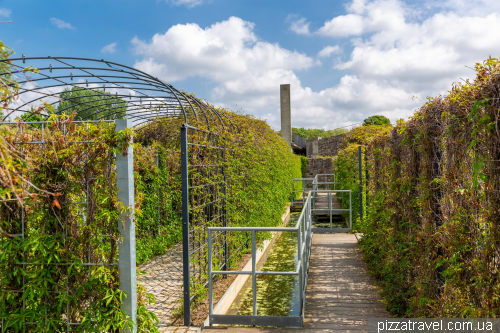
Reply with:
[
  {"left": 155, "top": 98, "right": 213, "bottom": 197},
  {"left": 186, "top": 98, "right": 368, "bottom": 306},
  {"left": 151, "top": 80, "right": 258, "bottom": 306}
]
[
  {"left": 116, "top": 119, "right": 137, "bottom": 333},
  {"left": 155, "top": 153, "right": 161, "bottom": 236},
  {"left": 252, "top": 230, "right": 257, "bottom": 316},
  {"left": 181, "top": 124, "right": 191, "bottom": 326},
  {"left": 365, "top": 144, "right": 368, "bottom": 214},
  {"left": 208, "top": 229, "right": 213, "bottom": 323},
  {"left": 358, "top": 146, "right": 363, "bottom": 220},
  {"left": 222, "top": 150, "right": 228, "bottom": 278},
  {"left": 328, "top": 191, "right": 332, "bottom": 228},
  {"left": 297, "top": 218, "right": 303, "bottom": 315},
  {"left": 349, "top": 191, "right": 352, "bottom": 230}
]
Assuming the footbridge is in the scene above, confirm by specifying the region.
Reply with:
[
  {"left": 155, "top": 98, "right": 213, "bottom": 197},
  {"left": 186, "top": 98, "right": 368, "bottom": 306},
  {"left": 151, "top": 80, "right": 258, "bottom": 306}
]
[{"left": 202, "top": 175, "right": 389, "bottom": 332}]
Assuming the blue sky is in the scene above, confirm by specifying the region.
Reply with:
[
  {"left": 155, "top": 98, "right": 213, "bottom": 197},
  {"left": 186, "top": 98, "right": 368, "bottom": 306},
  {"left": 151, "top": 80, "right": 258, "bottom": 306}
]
[{"left": 2, "top": 0, "right": 500, "bottom": 129}]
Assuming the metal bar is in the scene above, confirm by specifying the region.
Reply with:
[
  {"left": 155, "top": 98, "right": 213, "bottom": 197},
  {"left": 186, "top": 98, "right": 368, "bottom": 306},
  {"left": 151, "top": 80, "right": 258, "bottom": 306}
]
[
  {"left": 312, "top": 228, "right": 350, "bottom": 233},
  {"left": 310, "top": 209, "right": 350, "bottom": 212},
  {"left": 359, "top": 145, "right": 363, "bottom": 220},
  {"left": 297, "top": 213, "right": 303, "bottom": 315},
  {"left": 252, "top": 230, "right": 257, "bottom": 316},
  {"left": 0, "top": 120, "right": 114, "bottom": 125},
  {"left": 211, "top": 270, "right": 299, "bottom": 276},
  {"left": 310, "top": 189, "right": 351, "bottom": 193},
  {"left": 208, "top": 226, "right": 299, "bottom": 232},
  {"left": 222, "top": 148, "right": 228, "bottom": 279},
  {"left": 210, "top": 314, "right": 302, "bottom": 327},
  {"left": 186, "top": 142, "right": 224, "bottom": 150},
  {"left": 115, "top": 118, "right": 137, "bottom": 333},
  {"left": 208, "top": 229, "right": 213, "bottom": 321},
  {"left": 181, "top": 124, "right": 191, "bottom": 326},
  {"left": 302, "top": 179, "right": 305, "bottom": 207},
  {"left": 350, "top": 191, "right": 352, "bottom": 230},
  {"left": 365, "top": 143, "right": 368, "bottom": 215},
  {"left": 329, "top": 191, "right": 332, "bottom": 228}
]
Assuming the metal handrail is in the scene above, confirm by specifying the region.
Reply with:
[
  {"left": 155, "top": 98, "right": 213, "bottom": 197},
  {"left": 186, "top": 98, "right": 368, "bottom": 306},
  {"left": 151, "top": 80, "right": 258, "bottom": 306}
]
[
  {"left": 207, "top": 192, "right": 314, "bottom": 327},
  {"left": 291, "top": 174, "right": 341, "bottom": 209},
  {"left": 310, "top": 189, "right": 352, "bottom": 230}
]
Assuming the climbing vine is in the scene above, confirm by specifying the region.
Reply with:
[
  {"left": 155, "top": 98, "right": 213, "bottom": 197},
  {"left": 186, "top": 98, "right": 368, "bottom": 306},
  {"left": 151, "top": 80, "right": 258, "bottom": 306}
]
[{"left": 336, "top": 57, "right": 500, "bottom": 318}]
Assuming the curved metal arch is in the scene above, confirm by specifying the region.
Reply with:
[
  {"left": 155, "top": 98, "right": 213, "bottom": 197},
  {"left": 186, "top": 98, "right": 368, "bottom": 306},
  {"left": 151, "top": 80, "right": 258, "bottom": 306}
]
[{"left": 0, "top": 56, "right": 234, "bottom": 130}]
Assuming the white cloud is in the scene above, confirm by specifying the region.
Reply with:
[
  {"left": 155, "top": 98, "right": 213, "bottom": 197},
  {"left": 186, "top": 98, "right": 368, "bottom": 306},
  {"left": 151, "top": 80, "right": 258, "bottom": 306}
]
[
  {"left": 131, "top": 0, "right": 500, "bottom": 130},
  {"left": 50, "top": 18, "right": 75, "bottom": 29},
  {"left": 317, "top": 0, "right": 406, "bottom": 37},
  {"left": 321, "top": 0, "right": 500, "bottom": 93},
  {"left": 167, "top": 0, "right": 205, "bottom": 8},
  {"left": 286, "top": 14, "right": 311, "bottom": 35},
  {"left": 212, "top": 70, "right": 417, "bottom": 129},
  {"left": 101, "top": 42, "right": 117, "bottom": 53},
  {"left": 132, "top": 17, "right": 314, "bottom": 82},
  {"left": 0, "top": 8, "right": 11, "bottom": 18},
  {"left": 131, "top": 16, "right": 418, "bottom": 128},
  {"left": 318, "top": 45, "right": 342, "bottom": 58}
]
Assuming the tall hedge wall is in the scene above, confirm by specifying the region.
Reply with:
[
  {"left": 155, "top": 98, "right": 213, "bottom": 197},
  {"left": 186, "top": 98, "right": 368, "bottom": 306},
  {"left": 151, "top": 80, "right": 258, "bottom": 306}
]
[{"left": 336, "top": 57, "right": 500, "bottom": 317}]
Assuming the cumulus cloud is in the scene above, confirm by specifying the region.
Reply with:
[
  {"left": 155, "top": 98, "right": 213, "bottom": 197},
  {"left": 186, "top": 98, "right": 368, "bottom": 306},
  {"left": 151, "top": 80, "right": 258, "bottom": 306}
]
[
  {"left": 132, "top": 16, "right": 314, "bottom": 82},
  {"left": 318, "top": 45, "right": 342, "bottom": 58},
  {"left": 131, "top": 16, "right": 419, "bottom": 128},
  {"left": 50, "top": 18, "right": 75, "bottom": 29},
  {"left": 167, "top": 0, "right": 205, "bottom": 8},
  {"left": 101, "top": 42, "right": 117, "bottom": 53},
  {"left": 286, "top": 14, "right": 311, "bottom": 35},
  {"left": 320, "top": 0, "right": 500, "bottom": 93},
  {"left": 317, "top": 0, "right": 406, "bottom": 37},
  {"left": 132, "top": 1, "right": 500, "bottom": 129},
  {"left": 0, "top": 8, "right": 11, "bottom": 17}
]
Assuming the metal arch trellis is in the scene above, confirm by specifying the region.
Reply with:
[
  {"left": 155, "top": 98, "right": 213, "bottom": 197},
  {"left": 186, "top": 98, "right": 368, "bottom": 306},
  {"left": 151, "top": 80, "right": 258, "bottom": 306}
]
[{"left": 0, "top": 56, "right": 234, "bottom": 329}]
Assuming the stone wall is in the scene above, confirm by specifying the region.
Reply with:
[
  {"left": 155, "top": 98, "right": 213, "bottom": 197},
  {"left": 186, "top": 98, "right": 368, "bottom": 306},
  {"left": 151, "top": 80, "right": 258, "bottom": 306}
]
[
  {"left": 306, "top": 157, "right": 333, "bottom": 183},
  {"left": 306, "top": 137, "right": 320, "bottom": 158},
  {"left": 318, "top": 133, "right": 346, "bottom": 157},
  {"left": 293, "top": 132, "right": 307, "bottom": 148},
  {"left": 306, "top": 133, "right": 346, "bottom": 158}
]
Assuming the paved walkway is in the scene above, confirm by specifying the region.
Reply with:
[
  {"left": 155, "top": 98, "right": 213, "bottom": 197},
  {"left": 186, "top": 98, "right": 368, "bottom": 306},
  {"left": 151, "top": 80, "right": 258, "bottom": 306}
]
[
  {"left": 139, "top": 243, "right": 183, "bottom": 328},
  {"left": 201, "top": 233, "right": 389, "bottom": 332}
]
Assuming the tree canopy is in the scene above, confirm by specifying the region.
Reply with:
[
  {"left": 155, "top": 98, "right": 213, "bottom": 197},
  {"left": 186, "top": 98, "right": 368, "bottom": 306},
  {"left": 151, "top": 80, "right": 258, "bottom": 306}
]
[
  {"left": 292, "top": 127, "right": 347, "bottom": 140},
  {"left": 363, "top": 115, "right": 391, "bottom": 126},
  {"left": 57, "top": 86, "right": 127, "bottom": 120}
]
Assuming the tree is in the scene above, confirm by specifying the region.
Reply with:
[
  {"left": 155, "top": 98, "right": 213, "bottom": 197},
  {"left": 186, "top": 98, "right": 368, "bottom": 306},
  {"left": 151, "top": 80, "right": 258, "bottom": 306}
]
[
  {"left": 57, "top": 86, "right": 127, "bottom": 120},
  {"left": 363, "top": 115, "right": 391, "bottom": 126},
  {"left": 0, "top": 40, "right": 16, "bottom": 121},
  {"left": 291, "top": 127, "right": 348, "bottom": 139}
]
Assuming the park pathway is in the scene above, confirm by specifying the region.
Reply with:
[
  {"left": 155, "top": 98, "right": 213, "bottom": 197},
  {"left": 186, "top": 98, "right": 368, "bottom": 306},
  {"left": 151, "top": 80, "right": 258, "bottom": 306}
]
[
  {"left": 202, "top": 233, "right": 389, "bottom": 332},
  {"left": 139, "top": 243, "right": 184, "bottom": 328}
]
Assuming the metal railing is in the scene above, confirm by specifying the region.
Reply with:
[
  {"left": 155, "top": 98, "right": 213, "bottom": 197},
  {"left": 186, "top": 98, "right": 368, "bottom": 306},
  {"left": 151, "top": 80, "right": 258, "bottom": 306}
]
[
  {"left": 311, "top": 189, "right": 352, "bottom": 233},
  {"left": 292, "top": 174, "right": 352, "bottom": 233},
  {"left": 207, "top": 192, "right": 314, "bottom": 327},
  {"left": 291, "top": 174, "right": 341, "bottom": 208}
]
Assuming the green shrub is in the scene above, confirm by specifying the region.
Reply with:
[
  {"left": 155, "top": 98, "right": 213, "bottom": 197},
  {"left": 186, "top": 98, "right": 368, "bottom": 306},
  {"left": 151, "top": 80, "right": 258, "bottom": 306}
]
[{"left": 337, "top": 57, "right": 500, "bottom": 318}]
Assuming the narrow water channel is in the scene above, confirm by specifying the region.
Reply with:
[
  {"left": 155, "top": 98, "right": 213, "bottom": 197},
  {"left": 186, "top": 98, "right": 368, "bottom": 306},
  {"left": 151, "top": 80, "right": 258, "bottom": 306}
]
[{"left": 227, "top": 213, "right": 300, "bottom": 317}]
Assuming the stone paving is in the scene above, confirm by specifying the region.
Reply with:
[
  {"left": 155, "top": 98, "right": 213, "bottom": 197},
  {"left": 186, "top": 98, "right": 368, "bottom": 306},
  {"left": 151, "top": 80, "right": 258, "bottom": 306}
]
[
  {"left": 139, "top": 242, "right": 184, "bottom": 327},
  {"left": 157, "top": 326, "right": 199, "bottom": 333}
]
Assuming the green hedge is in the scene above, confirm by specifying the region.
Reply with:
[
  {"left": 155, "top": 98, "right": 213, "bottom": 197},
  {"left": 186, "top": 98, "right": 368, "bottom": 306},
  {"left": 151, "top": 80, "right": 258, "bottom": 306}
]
[
  {"left": 333, "top": 125, "right": 391, "bottom": 227},
  {"left": 336, "top": 58, "right": 500, "bottom": 318},
  {"left": 134, "top": 110, "right": 302, "bottom": 307}
]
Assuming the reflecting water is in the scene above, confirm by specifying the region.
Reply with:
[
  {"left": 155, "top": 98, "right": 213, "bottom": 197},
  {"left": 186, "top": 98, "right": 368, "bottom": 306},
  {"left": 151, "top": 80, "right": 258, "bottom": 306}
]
[{"left": 228, "top": 213, "right": 300, "bottom": 317}]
